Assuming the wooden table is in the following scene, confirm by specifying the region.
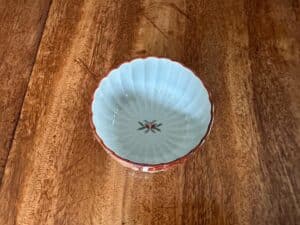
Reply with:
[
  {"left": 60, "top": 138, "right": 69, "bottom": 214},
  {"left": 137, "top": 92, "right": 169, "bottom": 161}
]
[{"left": 0, "top": 1, "right": 299, "bottom": 224}]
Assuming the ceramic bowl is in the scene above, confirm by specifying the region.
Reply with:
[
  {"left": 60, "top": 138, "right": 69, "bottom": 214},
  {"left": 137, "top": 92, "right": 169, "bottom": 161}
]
[{"left": 91, "top": 57, "right": 213, "bottom": 172}]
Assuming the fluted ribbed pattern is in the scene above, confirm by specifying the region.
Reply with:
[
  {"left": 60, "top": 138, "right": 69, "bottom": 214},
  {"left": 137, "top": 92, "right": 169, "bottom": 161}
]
[{"left": 92, "top": 57, "right": 212, "bottom": 164}]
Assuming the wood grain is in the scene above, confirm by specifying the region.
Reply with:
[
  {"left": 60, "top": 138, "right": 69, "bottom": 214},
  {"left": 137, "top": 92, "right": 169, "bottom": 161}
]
[
  {"left": 0, "top": 0, "right": 51, "bottom": 179},
  {"left": 0, "top": 0, "right": 299, "bottom": 225}
]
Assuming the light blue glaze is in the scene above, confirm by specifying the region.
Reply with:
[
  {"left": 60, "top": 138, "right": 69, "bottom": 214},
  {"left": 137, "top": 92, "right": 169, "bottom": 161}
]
[{"left": 92, "top": 57, "right": 212, "bottom": 165}]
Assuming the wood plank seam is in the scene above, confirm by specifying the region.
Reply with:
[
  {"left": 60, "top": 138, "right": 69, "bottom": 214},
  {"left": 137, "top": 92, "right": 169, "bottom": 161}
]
[{"left": 0, "top": 0, "right": 53, "bottom": 185}]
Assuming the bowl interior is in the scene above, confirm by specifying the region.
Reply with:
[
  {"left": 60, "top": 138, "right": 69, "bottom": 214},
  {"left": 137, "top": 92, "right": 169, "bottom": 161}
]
[{"left": 92, "top": 57, "right": 212, "bottom": 165}]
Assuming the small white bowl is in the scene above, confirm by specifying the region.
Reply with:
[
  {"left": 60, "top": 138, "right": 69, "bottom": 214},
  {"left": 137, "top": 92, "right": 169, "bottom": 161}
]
[{"left": 91, "top": 57, "right": 213, "bottom": 172}]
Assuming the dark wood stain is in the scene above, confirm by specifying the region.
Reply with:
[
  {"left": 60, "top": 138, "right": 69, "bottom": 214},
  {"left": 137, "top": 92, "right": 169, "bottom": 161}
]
[{"left": 246, "top": 0, "right": 300, "bottom": 224}]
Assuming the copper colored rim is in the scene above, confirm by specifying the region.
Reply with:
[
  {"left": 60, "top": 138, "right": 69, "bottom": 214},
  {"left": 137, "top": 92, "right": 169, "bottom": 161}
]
[{"left": 90, "top": 56, "right": 214, "bottom": 172}]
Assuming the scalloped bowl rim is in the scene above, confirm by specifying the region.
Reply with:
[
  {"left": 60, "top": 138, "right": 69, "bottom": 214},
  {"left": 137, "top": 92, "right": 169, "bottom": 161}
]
[{"left": 90, "top": 57, "right": 214, "bottom": 172}]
